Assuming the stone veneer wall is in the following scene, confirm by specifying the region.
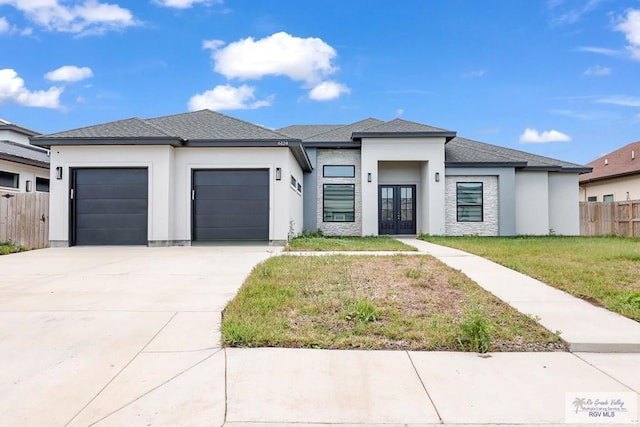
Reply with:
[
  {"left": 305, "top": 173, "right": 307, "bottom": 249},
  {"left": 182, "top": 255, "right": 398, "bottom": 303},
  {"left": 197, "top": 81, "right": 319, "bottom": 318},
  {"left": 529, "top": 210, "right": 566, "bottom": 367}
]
[
  {"left": 445, "top": 175, "right": 499, "bottom": 236},
  {"left": 316, "top": 149, "right": 362, "bottom": 236}
]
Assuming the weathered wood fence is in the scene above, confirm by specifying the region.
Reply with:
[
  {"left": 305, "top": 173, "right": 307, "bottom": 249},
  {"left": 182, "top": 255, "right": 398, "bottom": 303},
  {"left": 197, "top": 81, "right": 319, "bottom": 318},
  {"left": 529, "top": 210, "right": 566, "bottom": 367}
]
[
  {"left": 0, "top": 192, "right": 50, "bottom": 249},
  {"left": 580, "top": 200, "right": 640, "bottom": 237}
]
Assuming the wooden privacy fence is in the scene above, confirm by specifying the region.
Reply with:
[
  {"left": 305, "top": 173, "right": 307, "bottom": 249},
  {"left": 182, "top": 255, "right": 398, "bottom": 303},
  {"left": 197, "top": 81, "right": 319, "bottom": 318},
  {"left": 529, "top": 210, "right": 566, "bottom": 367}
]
[
  {"left": 580, "top": 200, "right": 640, "bottom": 237},
  {"left": 0, "top": 192, "right": 49, "bottom": 249}
]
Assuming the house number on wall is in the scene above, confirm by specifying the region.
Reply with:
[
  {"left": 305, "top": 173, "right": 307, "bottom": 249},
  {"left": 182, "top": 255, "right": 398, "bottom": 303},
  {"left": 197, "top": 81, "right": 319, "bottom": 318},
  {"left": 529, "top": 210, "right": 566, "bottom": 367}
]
[{"left": 277, "top": 140, "right": 289, "bottom": 146}]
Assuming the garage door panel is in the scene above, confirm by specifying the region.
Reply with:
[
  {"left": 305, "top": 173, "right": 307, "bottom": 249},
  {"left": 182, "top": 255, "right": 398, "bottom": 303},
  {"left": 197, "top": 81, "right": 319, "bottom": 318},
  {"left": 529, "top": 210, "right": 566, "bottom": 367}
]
[
  {"left": 193, "top": 169, "right": 269, "bottom": 241},
  {"left": 73, "top": 168, "right": 148, "bottom": 246},
  {"left": 194, "top": 170, "right": 268, "bottom": 186},
  {"left": 194, "top": 185, "right": 268, "bottom": 201},
  {"left": 75, "top": 213, "right": 147, "bottom": 229},
  {"left": 75, "top": 169, "right": 148, "bottom": 185},
  {"left": 76, "top": 183, "right": 147, "bottom": 199},
  {"left": 76, "top": 199, "right": 148, "bottom": 214},
  {"left": 195, "top": 199, "right": 269, "bottom": 214},
  {"left": 75, "top": 228, "right": 148, "bottom": 246}
]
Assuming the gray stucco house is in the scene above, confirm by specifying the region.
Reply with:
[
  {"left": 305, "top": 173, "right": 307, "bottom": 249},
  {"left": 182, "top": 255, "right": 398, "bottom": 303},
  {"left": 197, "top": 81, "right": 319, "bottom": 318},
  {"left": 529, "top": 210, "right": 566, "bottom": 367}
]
[
  {"left": 32, "top": 110, "right": 589, "bottom": 246},
  {"left": 0, "top": 119, "right": 50, "bottom": 193}
]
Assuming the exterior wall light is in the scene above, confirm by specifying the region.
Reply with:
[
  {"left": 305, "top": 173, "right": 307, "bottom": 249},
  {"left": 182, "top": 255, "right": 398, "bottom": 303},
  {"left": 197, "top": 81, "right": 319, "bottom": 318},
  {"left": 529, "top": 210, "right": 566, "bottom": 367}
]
[
  {"left": 56, "top": 167, "right": 63, "bottom": 180},
  {"left": 367, "top": 172, "right": 372, "bottom": 183},
  {"left": 435, "top": 172, "right": 440, "bottom": 182},
  {"left": 25, "top": 180, "right": 32, "bottom": 192},
  {"left": 275, "top": 167, "right": 282, "bottom": 181}
]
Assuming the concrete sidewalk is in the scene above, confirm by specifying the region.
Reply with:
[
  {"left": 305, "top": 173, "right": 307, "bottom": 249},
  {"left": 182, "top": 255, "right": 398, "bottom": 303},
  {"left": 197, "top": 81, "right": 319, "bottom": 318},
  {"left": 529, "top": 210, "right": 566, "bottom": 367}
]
[
  {"left": 225, "top": 348, "right": 639, "bottom": 426},
  {"left": 399, "top": 238, "right": 640, "bottom": 353}
]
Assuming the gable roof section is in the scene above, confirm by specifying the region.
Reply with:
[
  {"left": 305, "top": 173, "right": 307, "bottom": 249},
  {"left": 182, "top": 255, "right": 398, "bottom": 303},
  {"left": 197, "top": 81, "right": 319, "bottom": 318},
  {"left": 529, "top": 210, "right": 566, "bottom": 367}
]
[
  {"left": 148, "top": 109, "right": 293, "bottom": 141},
  {"left": 579, "top": 141, "right": 640, "bottom": 183},
  {"left": 352, "top": 118, "right": 456, "bottom": 140},
  {"left": 277, "top": 124, "right": 343, "bottom": 140},
  {"left": 303, "top": 118, "right": 384, "bottom": 145},
  {"left": 446, "top": 137, "right": 590, "bottom": 172},
  {"left": 0, "top": 140, "right": 49, "bottom": 168}
]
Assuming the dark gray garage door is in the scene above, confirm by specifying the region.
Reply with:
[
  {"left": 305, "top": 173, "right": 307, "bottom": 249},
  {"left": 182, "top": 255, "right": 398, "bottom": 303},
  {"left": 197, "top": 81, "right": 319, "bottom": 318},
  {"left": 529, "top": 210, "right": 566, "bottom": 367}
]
[
  {"left": 72, "top": 168, "right": 148, "bottom": 245},
  {"left": 192, "top": 169, "right": 269, "bottom": 241}
]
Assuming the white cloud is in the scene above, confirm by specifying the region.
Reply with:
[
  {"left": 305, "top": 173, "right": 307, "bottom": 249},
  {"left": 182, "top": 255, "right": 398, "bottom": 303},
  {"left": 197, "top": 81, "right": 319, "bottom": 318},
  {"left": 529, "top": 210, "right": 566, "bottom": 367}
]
[
  {"left": 396, "top": 108, "right": 404, "bottom": 117},
  {"left": 519, "top": 128, "right": 571, "bottom": 143},
  {"left": 308, "top": 81, "right": 350, "bottom": 101},
  {"left": 462, "top": 69, "right": 486, "bottom": 78},
  {"left": 208, "top": 32, "right": 338, "bottom": 84},
  {"left": 576, "top": 46, "right": 622, "bottom": 56},
  {"left": 596, "top": 95, "right": 640, "bottom": 107},
  {"left": 0, "top": 0, "right": 137, "bottom": 35},
  {"left": 202, "top": 39, "right": 225, "bottom": 50},
  {"left": 187, "top": 84, "right": 272, "bottom": 111},
  {"left": 583, "top": 65, "right": 610, "bottom": 76},
  {"left": 45, "top": 65, "right": 93, "bottom": 82},
  {"left": 615, "top": 9, "right": 640, "bottom": 60},
  {"left": 155, "top": 0, "right": 216, "bottom": 8},
  {"left": 0, "top": 68, "right": 63, "bottom": 108},
  {"left": 549, "top": 0, "right": 603, "bottom": 25},
  {"left": 0, "top": 17, "right": 9, "bottom": 33}
]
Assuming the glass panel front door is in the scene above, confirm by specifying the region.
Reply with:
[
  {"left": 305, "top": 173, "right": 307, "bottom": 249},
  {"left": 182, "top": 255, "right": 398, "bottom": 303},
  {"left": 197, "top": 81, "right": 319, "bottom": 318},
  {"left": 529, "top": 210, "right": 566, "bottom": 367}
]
[{"left": 378, "top": 185, "right": 417, "bottom": 235}]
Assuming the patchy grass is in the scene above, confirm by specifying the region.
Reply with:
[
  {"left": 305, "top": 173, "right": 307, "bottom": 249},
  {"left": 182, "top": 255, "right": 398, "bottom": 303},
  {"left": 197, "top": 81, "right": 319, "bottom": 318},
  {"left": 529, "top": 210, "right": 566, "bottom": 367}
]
[
  {"left": 286, "top": 235, "right": 417, "bottom": 252},
  {"left": 0, "top": 241, "right": 25, "bottom": 255},
  {"left": 222, "top": 255, "right": 565, "bottom": 352},
  {"left": 420, "top": 235, "right": 640, "bottom": 322}
]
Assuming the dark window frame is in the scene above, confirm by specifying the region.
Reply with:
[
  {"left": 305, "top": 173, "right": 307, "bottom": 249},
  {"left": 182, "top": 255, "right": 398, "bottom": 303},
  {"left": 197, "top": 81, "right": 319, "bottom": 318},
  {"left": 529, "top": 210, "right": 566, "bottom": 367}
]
[
  {"left": 0, "top": 171, "right": 19, "bottom": 189},
  {"left": 323, "top": 183, "right": 355, "bottom": 222},
  {"left": 290, "top": 175, "right": 297, "bottom": 188},
  {"left": 323, "top": 165, "right": 355, "bottom": 178},
  {"left": 587, "top": 196, "right": 597, "bottom": 202},
  {"left": 36, "top": 177, "right": 50, "bottom": 192},
  {"left": 456, "top": 182, "right": 483, "bottom": 222},
  {"left": 603, "top": 194, "right": 614, "bottom": 203}
]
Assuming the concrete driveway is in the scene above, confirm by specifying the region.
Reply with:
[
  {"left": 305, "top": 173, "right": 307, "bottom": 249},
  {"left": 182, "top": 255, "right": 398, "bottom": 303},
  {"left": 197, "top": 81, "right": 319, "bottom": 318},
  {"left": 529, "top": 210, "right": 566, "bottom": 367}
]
[{"left": 0, "top": 245, "right": 278, "bottom": 427}]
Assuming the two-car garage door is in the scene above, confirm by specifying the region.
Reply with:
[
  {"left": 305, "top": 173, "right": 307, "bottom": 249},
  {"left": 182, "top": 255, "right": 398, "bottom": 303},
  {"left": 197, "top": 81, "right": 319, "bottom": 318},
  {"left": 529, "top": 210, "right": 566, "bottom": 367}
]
[{"left": 70, "top": 168, "right": 269, "bottom": 245}]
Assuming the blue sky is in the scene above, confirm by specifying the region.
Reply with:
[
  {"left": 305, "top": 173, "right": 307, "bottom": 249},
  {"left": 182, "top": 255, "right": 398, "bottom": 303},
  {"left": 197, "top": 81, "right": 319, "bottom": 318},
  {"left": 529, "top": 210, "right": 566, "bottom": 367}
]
[{"left": 1, "top": 0, "right": 639, "bottom": 164}]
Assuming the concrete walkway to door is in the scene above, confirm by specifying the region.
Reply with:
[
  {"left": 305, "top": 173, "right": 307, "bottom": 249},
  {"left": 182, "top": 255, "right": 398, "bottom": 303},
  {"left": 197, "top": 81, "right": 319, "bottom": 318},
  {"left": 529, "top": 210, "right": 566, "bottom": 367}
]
[{"left": 0, "top": 245, "right": 279, "bottom": 427}]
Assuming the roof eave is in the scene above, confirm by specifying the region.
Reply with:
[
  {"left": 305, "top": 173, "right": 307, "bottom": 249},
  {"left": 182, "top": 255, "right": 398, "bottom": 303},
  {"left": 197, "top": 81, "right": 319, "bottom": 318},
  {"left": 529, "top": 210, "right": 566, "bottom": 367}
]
[
  {"left": 0, "top": 153, "right": 49, "bottom": 168},
  {"left": 31, "top": 137, "right": 181, "bottom": 148},
  {"left": 446, "top": 161, "right": 527, "bottom": 168},
  {"left": 302, "top": 141, "right": 362, "bottom": 148},
  {"left": 579, "top": 169, "right": 640, "bottom": 184},
  {"left": 520, "top": 165, "right": 592, "bottom": 173},
  {"left": 352, "top": 131, "right": 457, "bottom": 140},
  {"left": 0, "top": 124, "right": 41, "bottom": 137}
]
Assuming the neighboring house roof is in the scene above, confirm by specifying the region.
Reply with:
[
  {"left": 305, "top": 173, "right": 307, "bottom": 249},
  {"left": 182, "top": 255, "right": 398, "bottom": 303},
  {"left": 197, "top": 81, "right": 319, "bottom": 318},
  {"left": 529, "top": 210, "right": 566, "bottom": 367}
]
[
  {"left": 445, "top": 137, "right": 590, "bottom": 172},
  {"left": 0, "top": 140, "right": 50, "bottom": 168},
  {"left": 579, "top": 141, "right": 640, "bottom": 184},
  {"left": 274, "top": 124, "right": 342, "bottom": 140},
  {"left": 0, "top": 119, "right": 41, "bottom": 137}
]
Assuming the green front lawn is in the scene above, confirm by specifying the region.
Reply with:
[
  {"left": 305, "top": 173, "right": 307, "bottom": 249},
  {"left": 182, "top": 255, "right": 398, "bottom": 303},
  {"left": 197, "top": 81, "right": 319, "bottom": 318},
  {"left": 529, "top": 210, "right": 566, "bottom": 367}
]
[
  {"left": 286, "top": 235, "right": 417, "bottom": 252},
  {"left": 0, "top": 241, "right": 25, "bottom": 255},
  {"left": 222, "top": 255, "right": 565, "bottom": 352},
  {"left": 420, "top": 235, "right": 640, "bottom": 321}
]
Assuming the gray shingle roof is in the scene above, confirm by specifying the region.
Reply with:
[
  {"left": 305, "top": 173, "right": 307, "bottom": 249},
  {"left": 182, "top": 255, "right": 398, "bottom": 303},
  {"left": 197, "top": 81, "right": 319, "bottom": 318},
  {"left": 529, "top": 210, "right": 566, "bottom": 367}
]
[
  {"left": 0, "top": 119, "right": 40, "bottom": 136},
  {"left": 304, "top": 118, "right": 384, "bottom": 142},
  {"left": 355, "top": 118, "right": 451, "bottom": 134},
  {"left": 38, "top": 118, "right": 174, "bottom": 139},
  {"left": 446, "top": 137, "right": 588, "bottom": 170},
  {"left": 277, "top": 124, "right": 343, "bottom": 140},
  {"left": 0, "top": 140, "right": 49, "bottom": 167},
  {"left": 148, "top": 110, "right": 293, "bottom": 140}
]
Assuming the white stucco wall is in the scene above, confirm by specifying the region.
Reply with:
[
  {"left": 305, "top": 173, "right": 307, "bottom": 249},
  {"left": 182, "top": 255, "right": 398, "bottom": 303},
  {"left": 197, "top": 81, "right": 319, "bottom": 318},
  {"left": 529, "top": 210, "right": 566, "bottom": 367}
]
[
  {"left": 48, "top": 145, "right": 173, "bottom": 246},
  {"left": 445, "top": 175, "right": 499, "bottom": 236},
  {"left": 361, "top": 137, "right": 445, "bottom": 236},
  {"left": 548, "top": 173, "right": 580, "bottom": 235},
  {"left": 173, "top": 146, "right": 294, "bottom": 243},
  {"left": 579, "top": 175, "right": 640, "bottom": 202},
  {"left": 515, "top": 171, "right": 549, "bottom": 235},
  {"left": 0, "top": 159, "right": 49, "bottom": 193},
  {"left": 288, "top": 150, "right": 304, "bottom": 239}
]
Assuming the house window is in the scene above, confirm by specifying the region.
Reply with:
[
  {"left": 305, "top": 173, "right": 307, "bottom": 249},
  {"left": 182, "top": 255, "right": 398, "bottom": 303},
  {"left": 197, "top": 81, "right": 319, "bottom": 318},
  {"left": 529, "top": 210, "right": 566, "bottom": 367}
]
[
  {"left": 297, "top": 182, "right": 302, "bottom": 193},
  {"left": 587, "top": 196, "right": 597, "bottom": 202},
  {"left": 323, "top": 184, "right": 355, "bottom": 222},
  {"left": 456, "top": 182, "right": 483, "bottom": 222},
  {"left": 323, "top": 165, "right": 355, "bottom": 178},
  {"left": 0, "top": 171, "right": 19, "bottom": 189},
  {"left": 603, "top": 194, "right": 614, "bottom": 202},
  {"left": 291, "top": 175, "right": 297, "bottom": 188},
  {"left": 36, "top": 177, "right": 50, "bottom": 192}
]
